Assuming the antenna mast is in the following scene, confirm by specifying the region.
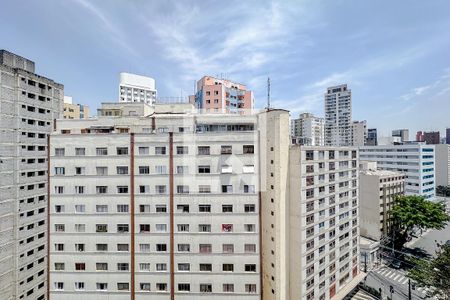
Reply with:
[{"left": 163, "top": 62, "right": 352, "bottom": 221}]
[{"left": 267, "top": 77, "right": 271, "bottom": 109}]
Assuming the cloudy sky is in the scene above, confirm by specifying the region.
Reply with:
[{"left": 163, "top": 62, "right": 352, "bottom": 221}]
[{"left": 1, "top": 0, "right": 450, "bottom": 137}]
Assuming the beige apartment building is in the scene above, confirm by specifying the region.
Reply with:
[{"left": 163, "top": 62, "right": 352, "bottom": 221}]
[
  {"left": 63, "top": 96, "right": 89, "bottom": 119},
  {"left": 48, "top": 103, "right": 362, "bottom": 300}
]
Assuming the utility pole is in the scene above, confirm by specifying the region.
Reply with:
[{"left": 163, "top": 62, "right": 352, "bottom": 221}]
[
  {"left": 364, "top": 252, "right": 367, "bottom": 272},
  {"left": 408, "top": 279, "right": 412, "bottom": 300}
]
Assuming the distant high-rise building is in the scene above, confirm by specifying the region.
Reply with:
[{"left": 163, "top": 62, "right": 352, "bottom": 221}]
[
  {"left": 423, "top": 131, "right": 440, "bottom": 145},
  {"left": 0, "top": 49, "right": 64, "bottom": 300},
  {"left": 324, "top": 84, "right": 352, "bottom": 146},
  {"left": 351, "top": 120, "right": 367, "bottom": 146},
  {"left": 119, "top": 72, "right": 157, "bottom": 105},
  {"left": 290, "top": 112, "right": 324, "bottom": 146},
  {"left": 366, "top": 128, "right": 378, "bottom": 145},
  {"left": 392, "top": 129, "right": 409, "bottom": 142},
  {"left": 446, "top": 128, "right": 450, "bottom": 144},
  {"left": 63, "top": 96, "right": 89, "bottom": 119},
  {"left": 416, "top": 131, "right": 425, "bottom": 142},
  {"left": 189, "top": 75, "right": 254, "bottom": 114},
  {"left": 435, "top": 144, "right": 450, "bottom": 187}
]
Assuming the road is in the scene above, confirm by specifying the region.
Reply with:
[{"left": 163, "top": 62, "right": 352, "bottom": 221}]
[
  {"left": 365, "top": 266, "right": 431, "bottom": 300},
  {"left": 408, "top": 222, "right": 450, "bottom": 256}
]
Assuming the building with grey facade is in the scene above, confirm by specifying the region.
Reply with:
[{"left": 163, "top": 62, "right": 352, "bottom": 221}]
[{"left": 324, "top": 84, "right": 352, "bottom": 147}]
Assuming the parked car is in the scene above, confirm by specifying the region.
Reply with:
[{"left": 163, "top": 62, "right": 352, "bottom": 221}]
[{"left": 390, "top": 260, "right": 402, "bottom": 269}]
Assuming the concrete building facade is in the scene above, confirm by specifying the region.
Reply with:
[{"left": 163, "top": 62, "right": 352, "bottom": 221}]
[
  {"left": 0, "top": 50, "right": 63, "bottom": 300},
  {"left": 366, "top": 129, "right": 377, "bottom": 146},
  {"left": 435, "top": 144, "right": 450, "bottom": 187},
  {"left": 392, "top": 129, "right": 409, "bottom": 142},
  {"left": 63, "top": 96, "right": 89, "bottom": 119},
  {"left": 119, "top": 72, "right": 157, "bottom": 105},
  {"left": 359, "top": 162, "right": 405, "bottom": 241},
  {"left": 189, "top": 76, "right": 254, "bottom": 114},
  {"left": 291, "top": 113, "right": 324, "bottom": 146},
  {"left": 324, "top": 84, "right": 352, "bottom": 147},
  {"left": 423, "top": 131, "right": 440, "bottom": 145},
  {"left": 350, "top": 121, "right": 367, "bottom": 147},
  {"left": 359, "top": 144, "right": 435, "bottom": 199}
]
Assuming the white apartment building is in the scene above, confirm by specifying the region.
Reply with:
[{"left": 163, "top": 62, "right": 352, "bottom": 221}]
[
  {"left": 49, "top": 103, "right": 260, "bottom": 300},
  {"left": 359, "top": 162, "right": 405, "bottom": 241},
  {"left": 0, "top": 50, "right": 63, "bottom": 300},
  {"left": 291, "top": 113, "right": 324, "bottom": 146},
  {"left": 435, "top": 144, "right": 450, "bottom": 187},
  {"left": 359, "top": 144, "right": 435, "bottom": 199},
  {"left": 350, "top": 121, "right": 367, "bottom": 147},
  {"left": 119, "top": 72, "right": 157, "bottom": 105},
  {"left": 324, "top": 84, "right": 352, "bottom": 147}
]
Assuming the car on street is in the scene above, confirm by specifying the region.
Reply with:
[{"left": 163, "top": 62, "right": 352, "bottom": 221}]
[{"left": 390, "top": 260, "right": 402, "bottom": 269}]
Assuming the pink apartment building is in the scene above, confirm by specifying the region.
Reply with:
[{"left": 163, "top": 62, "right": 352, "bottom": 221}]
[{"left": 189, "top": 76, "right": 254, "bottom": 114}]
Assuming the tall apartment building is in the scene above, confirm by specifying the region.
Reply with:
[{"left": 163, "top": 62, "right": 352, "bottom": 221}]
[
  {"left": 423, "top": 131, "right": 440, "bottom": 145},
  {"left": 359, "top": 162, "right": 405, "bottom": 241},
  {"left": 416, "top": 131, "right": 424, "bottom": 142},
  {"left": 435, "top": 144, "right": 450, "bottom": 187},
  {"left": 189, "top": 76, "right": 254, "bottom": 114},
  {"left": 359, "top": 144, "right": 435, "bottom": 199},
  {"left": 49, "top": 104, "right": 362, "bottom": 300},
  {"left": 392, "top": 129, "right": 409, "bottom": 142},
  {"left": 291, "top": 113, "right": 324, "bottom": 146},
  {"left": 366, "top": 128, "right": 377, "bottom": 146},
  {"left": 324, "top": 84, "right": 352, "bottom": 147},
  {"left": 350, "top": 121, "right": 367, "bottom": 147},
  {"left": 63, "top": 96, "right": 89, "bottom": 119},
  {"left": 119, "top": 72, "right": 157, "bottom": 105},
  {"left": 0, "top": 50, "right": 63, "bottom": 300},
  {"left": 446, "top": 128, "right": 450, "bottom": 144}
]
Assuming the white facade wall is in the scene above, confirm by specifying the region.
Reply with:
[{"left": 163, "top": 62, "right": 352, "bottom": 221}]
[
  {"left": 291, "top": 113, "right": 324, "bottom": 146},
  {"left": 359, "top": 144, "right": 435, "bottom": 199},
  {"left": 324, "top": 85, "right": 352, "bottom": 147},
  {"left": 350, "top": 121, "right": 367, "bottom": 147},
  {"left": 119, "top": 72, "right": 157, "bottom": 105},
  {"left": 435, "top": 144, "right": 450, "bottom": 187}
]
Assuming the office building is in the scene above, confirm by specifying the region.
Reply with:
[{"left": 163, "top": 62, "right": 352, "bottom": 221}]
[
  {"left": 119, "top": 72, "right": 157, "bottom": 105},
  {"left": 359, "top": 162, "right": 405, "bottom": 241},
  {"left": 291, "top": 113, "right": 324, "bottom": 146},
  {"left": 189, "top": 76, "right": 254, "bottom": 114},
  {"left": 446, "top": 128, "right": 450, "bottom": 144},
  {"left": 359, "top": 144, "right": 435, "bottom": 199},
  {"left": 49, "top": 104, "right": 362, "bottom": 299},
  {"left": 424, "top": 131, "right": 440, "bottom": 145},
  {"left": 324, "top": 84, "right": 352, "bottom": 146},
  {"left": 350, "top": 121, "right": 367, "bottom": 146},
  {"left": 0, "top": 50, "right": 64, "bottom": 300},
  {"left": 366, "top": 128, "right": 377, "bottom": 146},
  {"left": 392, "top": 129, "right": 409, "bottom": 142},
  {"left": 63, "top": 96, "right": 89, "bottom": 119},
  {"left": 435, "top": 144, "right": 450, "bottom": 187},
  {"left": 416, "top": 131, "right": 424, "bottom": 142}
]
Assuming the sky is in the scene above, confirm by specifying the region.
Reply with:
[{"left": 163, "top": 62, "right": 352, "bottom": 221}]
[{"left": 1, "top": 0, "right": 450, "bottom": 138}]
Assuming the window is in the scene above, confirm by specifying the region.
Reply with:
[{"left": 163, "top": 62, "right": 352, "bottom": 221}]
[
  {"left": 177, "top": 204, "right": 189, "bottom": 213},
  {"left": 96, "top": 186, "right": 107, "bottom": 194},
  {"left": 96, "top": 167, "right": 108, "bottom": 175},
  {"left": 178, "top": 283, "right": 190, "bottom": 292},
  {"left": 177, "top": 146, "right": 188, "bottom": 154},
  {"left": 75, "top": 167, "right": 85, "bottom": 175},
  {"left": 75, "top": 205, "right": 85, "bottom": 213},
  {"left": 96, "top": 205, "right": 108, "bottom": 213},
  {"left": 138, "top": 166, "right": 150, "bottom": 174},
  {"left": 155, "top": 165, "right": 167, "bottom": 174},
  {"left": 75, "top": 243, "right": 85, "bottom": 252},
  {"left": 96, "top": 282, "right": 107, "bottom": 290},
  {"left": 178, "top": 263, "right": 190, "bottom": 271},
  {"left": 55, "top": 244, "right": 64, "bottom": 251},
  {"left": 75, "top": 263, "right": 86, "bottom": 271},
  {"left": 140, "top": 244, "right": 150, "bottom": 252},
  {"left": 243, "top": 145, "right": 254, "bottom": 154},
  {"left": 245, "top": 244, "right": 256, "bottom": 253},
  {"left": 55, "top": 148, "right": 65, "bottom": 156},
  {"left": 198, "top": 165, "right": 211, "bottom": 174},
  {"left": 200, "top": 283, "right": 212, "bottom": 293},
  {"left": 96, "top": 244, "right": 108, "bottom": 251},
  {"left": 116, "top": 166, "right": 128, "bottom": 174},
  {"left": 140, "top": 263, "right": 150, "bottom": 271},
  {"left": 54, "top": 186, "right": 64, "bottom": 194},
  {"left": 176, "top": 165, "right": 188, "bottom": 174},
  {"left": 244, "top": 224, "right": 255, "bottom": 232},
  {"left": 96, "top": 224, "right": 107, "bottom": 232},
  {"left": 75, "top": 148, "right": 85, "bottom": 156},
  {"left": 198, "top": 224, "right": 211, "bottom": 232},
  {"left": 198, "top": 146, "right": 210, "bottom": 155},
  {"left": 200, "top": 264, "right": 212, "bottom": 272},
  {"left": 140, "top": 224, "right": 150, "bottom": 233},
  {"left": 96, "top": 148, "right": 108, "bottom": 156},
  {"left": 222, "top": 205, "right": 233, "bottom": 213},
  {"left": 198, "top": 204, "right": 211, "bottom": 212},
  {"left": 117, "top": 204, "right": 129, "bottom": 213},
  {"left": 243, "top": 165, "right": 255, "bottom": 173},
  {"left": 245, "top": 284, "right": 257, "bottom": 293},
  {"left": 177, "top": 224, "right": 189, "bottom": 232},
  {"left": 221, "top": 145, "right": 232, "bottom": 154},
  {"left": 156, "top": 263, "right": 167, "bottom": 271},
  {"left": 139, "top": 185, "right": 150, "bottom": 193},
  {"left": 222, "top": 185, "right": 233, "bottom": 193},
  {"left": 139, "top": 147, "right": 149, "bottom": 155},
  {"left": 54, "top": 263, "right": 65, "bottom": 270},
  {"left": 156, "top": 244, "right": 167, "bottom": 252},
  {"left": 54, "top": 167, "right": 65, "bottom": 175},
  {"left": 199, "top": 244, "right": 212, "bottom": 253},
  {"left": 245, "top": 264, "right": 257, "bottom": 272},
  {"left": 222, "top": 224, "right": 233, "bottom": 232},
  {"left": 55, "top": 205, "right": 64, "bottom": 213},
  {"left": 117, "top": 244, "right": 129, "bottom": 251},
  {"left": 156, "top": 224, "right": 167, "bottom": 232},
  {"left": 156, "top": 283, "right": 167, "bottom": 291},
  {"left": 75, "top": 186, "right": 85, "bottom": 194},
  {"left": 177, "top": 185, "right": 189, "bottom": 194},
  {"left": 244, "top": 204, "right": 255, "bottom": 212},
  {"left": 117, "top": 263, "right": 129, "bottom": 271},
  {"left": 223, "top": 283, "right": 234, "bottom": 292},
  {"left": 117, "top": 186, "right": 128, "bottom": 194},
  {"left": 140, "top": 283, "right": 151, "bottom": 291},
  {"left": 117, "top": 147, "right": 128, "bottom": 155},
  {"left": 74, "top": 282, "right": 85, "bottom": 290},
  {"left": 223, "top": 244, "right": 234, "bottom": 253},
  {"left": 139, "top": 204, "right": 150, "bottom": 213},
  {"left": 155, "top": 147, "right": 166, "bottom": 155},
  {"left": 244, "top": 185, "right": 255, "bottom": 193},
  {"left": 117, "top": 283, "right": 129, "bottom": 291},
  {"left": 117, "top": 224, "right": 129, "bottom": 233},
  {"left": 156, "top": 205, "right": 167, "bottom": 212},
  {"left": 221, "top": 165, "right": 232, "bottom": 173},
  {"left": 156, "top": 185, "right": 166, "bottom": 194},
  {"left": 177, "top": 244, "right": 190, "bottom": 252},
  {"left": 54, "top": 282, "right": 64, "bottom": 290}
]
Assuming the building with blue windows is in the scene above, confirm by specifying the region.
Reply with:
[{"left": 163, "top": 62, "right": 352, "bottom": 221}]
[{"left": 359, "top": 143, "right": 435, "bottom": 199}]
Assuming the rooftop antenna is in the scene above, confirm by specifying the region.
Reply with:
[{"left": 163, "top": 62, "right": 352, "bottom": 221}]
[{"left": 267, "top": 77, "right": 271, "bottom": 110}]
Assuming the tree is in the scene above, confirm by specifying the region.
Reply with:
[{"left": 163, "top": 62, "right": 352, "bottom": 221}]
[
  {"left": 390, "top": 195, "right": 450, "bottom": 250},
  {"left": 407, "top": 244, "right": 450, "bottom": 300}
]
